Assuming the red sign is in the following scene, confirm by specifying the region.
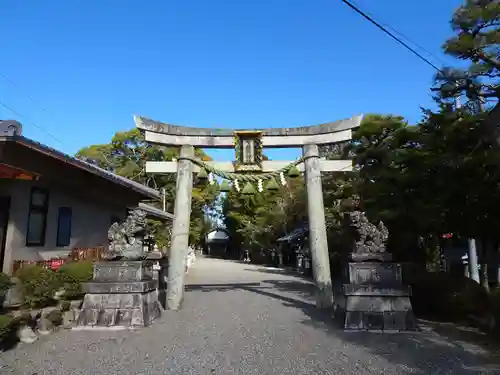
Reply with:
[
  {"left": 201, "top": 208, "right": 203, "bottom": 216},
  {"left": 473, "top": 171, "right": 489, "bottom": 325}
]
[{"left": 49, "top": 259, "right": 65, "bottom": 271}]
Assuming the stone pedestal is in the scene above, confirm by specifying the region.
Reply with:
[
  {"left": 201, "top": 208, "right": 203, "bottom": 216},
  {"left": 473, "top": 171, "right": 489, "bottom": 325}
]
[
  {"left": 76, "top": 261, "right": 161, "bottom": 328},
  {"left": 333, "top": 262, "right": 417, "bottom": 332}
]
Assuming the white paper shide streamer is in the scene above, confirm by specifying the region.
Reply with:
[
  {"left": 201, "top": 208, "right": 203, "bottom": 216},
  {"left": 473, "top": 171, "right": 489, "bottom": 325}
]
[{"left": 279, "top": 172, "right": 287, "bottom": 186}]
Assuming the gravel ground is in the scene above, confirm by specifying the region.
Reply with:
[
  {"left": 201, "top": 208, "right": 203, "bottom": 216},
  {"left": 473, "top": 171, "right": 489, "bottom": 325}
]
[{"left": 1, "top": 257, "right": 499, "bottom": 375}]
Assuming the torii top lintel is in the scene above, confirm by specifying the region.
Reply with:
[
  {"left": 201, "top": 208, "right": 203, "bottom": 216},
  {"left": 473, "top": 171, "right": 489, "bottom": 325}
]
[{"left": 134, "top": 114, "right": 363, "bottom": 148}]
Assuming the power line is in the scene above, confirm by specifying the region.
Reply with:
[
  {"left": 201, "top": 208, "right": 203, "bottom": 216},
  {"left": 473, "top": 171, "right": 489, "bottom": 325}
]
[
  {"left": 346, "top": 0, "right": 448, "bottom": 68},
  {"left": 0, "top": 71, "right": 50, "bottom": 113},
  {"left": 341, "top": 0, "right": 488, "bottom": 107},
  {"left": 0, "top": 100, "right": 64, "bottom": 145},
  {"left": 0, "top": 70, "right": 64, "bottom": 145},
  {"left": 341, "top": 0, "right": 443, "bottom": 73}
]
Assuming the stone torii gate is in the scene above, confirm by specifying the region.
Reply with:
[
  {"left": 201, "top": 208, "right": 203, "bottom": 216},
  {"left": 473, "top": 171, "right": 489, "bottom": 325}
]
[{"left": 135, "top": 115, "right": 363, "bottom": 310}]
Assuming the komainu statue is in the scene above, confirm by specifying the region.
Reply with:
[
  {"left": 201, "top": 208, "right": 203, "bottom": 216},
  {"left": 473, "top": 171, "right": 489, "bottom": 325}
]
[
  {"left": 105, "top": 209, "right": 148, "bottom": 260},
  {"left": 344, "top": 210, "right": 391, "bottom": 262}
]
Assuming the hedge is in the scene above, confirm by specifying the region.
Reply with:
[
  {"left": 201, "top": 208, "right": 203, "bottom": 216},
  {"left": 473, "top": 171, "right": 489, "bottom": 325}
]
[{"left": 56, "top": 261, "right": 93, "bottom": 300}]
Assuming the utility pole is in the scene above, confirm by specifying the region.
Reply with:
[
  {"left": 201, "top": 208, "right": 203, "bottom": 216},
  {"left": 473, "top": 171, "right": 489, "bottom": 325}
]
[
  {"left": 478, "top": 98, "right": 492, "bottom": 291},
  {"left": 456, "top": 94, "right": 481, "bottom": 283}
]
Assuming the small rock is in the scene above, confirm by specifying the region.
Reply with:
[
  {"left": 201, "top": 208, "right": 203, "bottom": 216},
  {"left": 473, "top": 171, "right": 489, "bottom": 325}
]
[
  {"left": 17, "top": 325, "right": 38, "bottom": 344},
  {"left": 2, "top": 277, "right": 23, "bottom": 307},
  {"left": 73, "top": 308, "right": 82, "bottom": 325},
  {"left": 70, "top": 300, "right": 83, "bottom": 309},
  {"left": 62, "top": 309, "right": 75, "bottom": 328},
  {"left": 37, "top": 317, "right": 54, "bottom": 335},
  {"left": 53, "top": 289, "right": 65, "bottom": 301}
]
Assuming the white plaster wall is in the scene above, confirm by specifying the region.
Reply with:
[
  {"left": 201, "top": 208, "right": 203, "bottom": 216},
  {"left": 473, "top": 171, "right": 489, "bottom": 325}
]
[{"left": 2, "top": 179, "right": 127, "bottom": 274}]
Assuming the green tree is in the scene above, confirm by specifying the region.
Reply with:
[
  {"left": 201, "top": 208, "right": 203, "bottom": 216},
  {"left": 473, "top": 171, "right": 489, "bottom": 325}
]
[
  {"left": 435, "top": 0, "right": 499, "bottom": 143},
  {"left": 341, "top": 114, "right": 435, "bottom": 262},
  {"left": 222, "top": 175, "right": 307, "bottom": 261},
  {"left": 77, "top": 128, "right": 218, "bottom": 250}
]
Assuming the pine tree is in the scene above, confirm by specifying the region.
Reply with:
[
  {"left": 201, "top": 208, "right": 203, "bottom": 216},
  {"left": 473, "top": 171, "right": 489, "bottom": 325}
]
[{"left": 435, "top": 0, "right": 499, "bottom": 143}]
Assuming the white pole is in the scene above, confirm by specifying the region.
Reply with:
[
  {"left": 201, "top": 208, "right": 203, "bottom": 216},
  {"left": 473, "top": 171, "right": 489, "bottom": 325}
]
[
  {"left": 456, "top": 93, "right": 480, "bottom": 283},
  {"left": 162, "top": 188, "right": 166, "bottom": 212}
]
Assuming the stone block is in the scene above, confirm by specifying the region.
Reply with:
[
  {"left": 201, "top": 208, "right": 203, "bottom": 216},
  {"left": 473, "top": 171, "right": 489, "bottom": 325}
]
[
  {"left": 117, "top": 294, "right": 134, "bottom": 309},
  {"left": 81, "top": 294, "right": 102, "bottom": 309},
  {"left": 347, "top": 262, "right": 402, "bottom": 285},
  {"left": 99, "top": 309, "right": 117, "bottom": 326},
  {"left": 405, "top": 311, "right": 418, "bottom": 330},
  {"left": 391, "top": 297, "right": 412, "bottom": 311},
  {"left": 116, "top": 309, "right": 133, "bottom": 326},
  {"left": 77, "top": 308, "right": 99, "bottom": 326},
  {"left": 76, "top": 261, "right": 161, "bottom": 329},
  {"left": 131, "top": 308, "right": 144, "bottom": 326},
  {"left": 84, "top": 280, "right": 156, "bottom": 294},
  {"left": 93, "top": 261, "right": 154, "bottom": 282},
  {"left": 345, "top": 311, "right": 363, "bottom": 330},
  {"left": 363, "top": 312, "right": 384, "bottom": 330},
  {"left": 99, "top": 294, "right": 121, "bottom": 309},
  {"left": 76, "top": 290, "right": 160, "bottom": 328},
  {"left": 343, "top": 284, "right": 411, "bottom": 296},
  {"left": 346, "top": 296, "right": 370, "bottom": 311},
  {"left": 368, "top": 297, "right": 393, "bottom": 312},
  {"left": 335, "top": 261, "right": 417, "bottom": 332},
  {"left": 383, "top": 311, "right": 406, "bottom": 330}
]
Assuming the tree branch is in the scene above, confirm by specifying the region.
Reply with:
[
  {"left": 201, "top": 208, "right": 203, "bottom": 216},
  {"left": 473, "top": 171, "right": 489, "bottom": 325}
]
[
  {"left": 482, "top": 101, "right": 500, "bottom": 147},
  {"left": 476, "top": 49, "right": 500, "bottom": 70}
]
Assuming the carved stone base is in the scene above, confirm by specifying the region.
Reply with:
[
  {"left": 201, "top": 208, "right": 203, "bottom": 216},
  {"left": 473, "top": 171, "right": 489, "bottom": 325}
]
[
  {"left": 335, "top": 306, "right": 417, "bottom": 331},
  {"left": 334, "top": 286, "right": 417, "bottom": 331},
  {"left": 334, "top": 262, "right": 417, "bottom": 332},
  {"left": 76, "top": 289, "right": 160, "bottom": 327},
  {"left": 75, "top": 261, "right": 161, "bottom": 328}
]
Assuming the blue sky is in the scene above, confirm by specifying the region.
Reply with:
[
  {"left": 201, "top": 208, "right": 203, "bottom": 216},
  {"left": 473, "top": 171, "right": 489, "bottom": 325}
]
[{"left": 1, "top": 0, "right": 464, "bottom": 162}]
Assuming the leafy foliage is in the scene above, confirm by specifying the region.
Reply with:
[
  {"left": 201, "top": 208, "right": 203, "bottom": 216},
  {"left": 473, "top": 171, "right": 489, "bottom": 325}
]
[
  {"left": 406, "top": 270, "right": 492, "bottom": 321},
  {"left": 222, "top": 176, "right": 307, "bottom": 260},
  {"left": 0, "top": 314, "right": 14, "bottom": 343},
  {"left": 15, "top": 266, "right": 60, "bottom": 308},
  {"left": 45, "top": 309, "right": 63, "bottom": 326},
  {"left": 77, "top": 128, "right": 218, "bottom": 249},
  {"left": 0, "top": 272, "right": 12, "bottom": 295},
  {"left": 435, "top": 0, "right": 500, "bottom": 143},
  {"left": 57, "top": 261, "right": 94, "bottom": 300}
]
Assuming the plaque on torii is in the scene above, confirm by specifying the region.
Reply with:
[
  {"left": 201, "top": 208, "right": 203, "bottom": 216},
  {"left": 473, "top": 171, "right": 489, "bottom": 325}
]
[{"left": 135, "top": 114, "right": 363, "bottom": 310}]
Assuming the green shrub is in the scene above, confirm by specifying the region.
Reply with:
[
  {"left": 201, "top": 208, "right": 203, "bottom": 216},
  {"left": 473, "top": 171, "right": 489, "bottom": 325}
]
[
  {"left": 45, "top": 309, "right": 63, "bottom": 326},
  {"left": 57, "top": 261, "right": 93, "bottom": 300},
  {"left": 489, "top": 288, "right": 500, "bottom": 316},
  {"left": 60, "top": 300, "right": 71, "bottom": 311},
  {"left": 0, "top": 272, "right": 12, "bottom": 295},
  {"left": 0, "top": 314, "right": 13, "bottom": 340},
  {"left": 16, "top": 311, "right": 34, "bottom": 326},
  {"left": 407, "top": 270, "right": 491, "bottom": 322},
  {"left": 15, "top": 265, "right": 61, "bottom": 308},
  {"left": 0, "top": 314, "right": 19, "bottom": 349}
]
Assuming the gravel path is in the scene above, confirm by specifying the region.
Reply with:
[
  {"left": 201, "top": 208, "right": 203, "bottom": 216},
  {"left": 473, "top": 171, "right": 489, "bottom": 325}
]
[{"left": 1, "top": 257, "right": 499, "bottom": 374}]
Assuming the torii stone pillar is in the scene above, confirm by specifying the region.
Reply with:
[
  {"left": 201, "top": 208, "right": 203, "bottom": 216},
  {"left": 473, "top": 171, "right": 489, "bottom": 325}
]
[
  {"left": 135, "top": 114, "right": 363, "bottom": 310},
  {"left": 303, "top": 144, "right": 332, "bottom": 307},
  {"left": 166, "top": 145, "right": 194, "bottom": 309}
]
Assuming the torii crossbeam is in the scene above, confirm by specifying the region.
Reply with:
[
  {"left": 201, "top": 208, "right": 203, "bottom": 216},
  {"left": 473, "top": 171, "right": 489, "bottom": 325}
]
[{"left": 136, "top": 115, "right": 363, "bottom": 310}]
